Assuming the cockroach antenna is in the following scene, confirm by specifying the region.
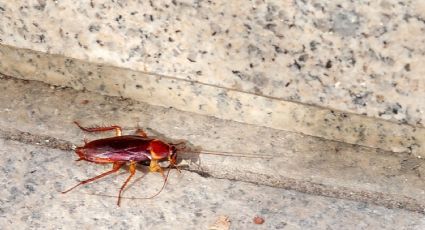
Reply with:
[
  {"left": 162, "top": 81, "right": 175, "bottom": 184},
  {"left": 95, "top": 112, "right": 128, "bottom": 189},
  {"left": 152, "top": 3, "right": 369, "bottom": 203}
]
[{"left": 185, "top": 149, "right": 274, "bottom": 159}]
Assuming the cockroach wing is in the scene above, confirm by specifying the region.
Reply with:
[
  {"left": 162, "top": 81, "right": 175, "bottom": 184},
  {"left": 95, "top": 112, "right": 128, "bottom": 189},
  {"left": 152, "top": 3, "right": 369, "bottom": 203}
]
[{"left": 79, "top": 135, "right": 155, "bottom": 163}]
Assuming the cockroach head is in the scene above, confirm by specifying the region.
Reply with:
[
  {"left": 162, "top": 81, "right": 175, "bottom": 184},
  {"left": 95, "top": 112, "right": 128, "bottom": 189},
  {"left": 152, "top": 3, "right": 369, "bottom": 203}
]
[
  {"left": 170, "top": 145, "right": 177, "bottom": 153},
  {"left": 170, "top": 145, "right": 177, "bottom": 162},
  {"left": 168, "top": 141, "right": 189, "bottom": 165},
  {"left": 169, "top": 141, "right": 202, "bottom": 163},
  {"left": 170, "top": 141, "right": 187, "bottom": 152}
]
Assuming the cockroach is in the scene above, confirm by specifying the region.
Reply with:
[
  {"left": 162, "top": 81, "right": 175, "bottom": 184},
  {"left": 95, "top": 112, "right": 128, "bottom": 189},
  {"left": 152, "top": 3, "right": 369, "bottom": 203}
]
[
  {"left": 62, "top": 121, "right": 184, "bottom": 206},
  {"left": 62, "top": 121, "right": 271, "bottom": 206}
]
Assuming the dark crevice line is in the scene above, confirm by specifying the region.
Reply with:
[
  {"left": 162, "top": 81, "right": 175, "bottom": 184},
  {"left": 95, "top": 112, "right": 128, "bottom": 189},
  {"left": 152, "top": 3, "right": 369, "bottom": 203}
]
[
  {"left": 198, "top": 170, "right": 425, "bottom": 214},
  {"left": 0, "top": 129, "right": 75, "bottom": 151}
]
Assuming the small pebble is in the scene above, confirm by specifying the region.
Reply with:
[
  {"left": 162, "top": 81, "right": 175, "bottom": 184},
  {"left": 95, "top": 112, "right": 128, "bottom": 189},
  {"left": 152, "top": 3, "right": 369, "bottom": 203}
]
[{"left": 253, "top": 216, "right": 265, "bottom": 224}]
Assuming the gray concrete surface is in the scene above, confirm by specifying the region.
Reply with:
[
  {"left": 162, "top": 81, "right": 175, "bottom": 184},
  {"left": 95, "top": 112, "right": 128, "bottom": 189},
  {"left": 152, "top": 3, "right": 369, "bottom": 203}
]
[
  {"left": 1, "top": 76, "right": 425, "bottom": 229},
  {"left": 1, "top": 139, "right": 425, "bottom": 229}
]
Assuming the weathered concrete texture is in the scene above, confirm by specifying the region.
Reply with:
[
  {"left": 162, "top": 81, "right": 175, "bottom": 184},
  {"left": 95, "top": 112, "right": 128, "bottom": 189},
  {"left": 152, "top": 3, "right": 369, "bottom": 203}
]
[
  {"left": 0, "top": 76, "right": 424, "bottom": 214},
  {"left": 1, "top": 1, "right": 425, "bottom": 127},
  {"left": 1, "top": 139, "right": 425, "bottom": 229},
  {"left": 2, "top": 45, "right": 425, "bottom": 159}
]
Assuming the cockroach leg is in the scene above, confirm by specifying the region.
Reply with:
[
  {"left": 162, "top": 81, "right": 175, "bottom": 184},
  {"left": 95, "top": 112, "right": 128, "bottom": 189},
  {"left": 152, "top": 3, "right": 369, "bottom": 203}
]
[
  {"left": 168, "top": 156, "right": 181, "bottom": 174},
  {"left": 149, "top": 160, "right": 165, "bottom": 179},
  {"left": 135, "top": 128, "right": 148, "bottom": 138},
  {"left": 62, "top": 162, "right": 124, "bottom": 194},
  {"left": 117, "top": 161, "right": 136, "bottom": 206},
  {"left": 74, "top": 121, "right": 122, "bottom": 136},
  {"left": 173, "top": 165, "right": 182, "bottom": 174}
]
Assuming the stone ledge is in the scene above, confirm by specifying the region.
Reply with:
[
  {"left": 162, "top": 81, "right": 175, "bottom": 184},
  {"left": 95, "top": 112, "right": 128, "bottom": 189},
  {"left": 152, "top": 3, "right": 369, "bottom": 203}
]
[
  {"left": 1, "top": 1, "right": 424, "bottom": 127},
  {"left": 1, "top": 76, "right": 424, "bottom": 213},
  {"left": 1, "top": 45, "right": 425, "bottom": 158}
]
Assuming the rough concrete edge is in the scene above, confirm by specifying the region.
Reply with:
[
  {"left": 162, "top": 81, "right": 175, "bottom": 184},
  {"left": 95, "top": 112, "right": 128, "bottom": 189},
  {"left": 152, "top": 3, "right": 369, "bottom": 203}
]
[
  {"left": 1, "top": 127, "right": 424, "bottom": 214},
  {"left": 1, "top": 44, "right": 424, "bottom": 158}
]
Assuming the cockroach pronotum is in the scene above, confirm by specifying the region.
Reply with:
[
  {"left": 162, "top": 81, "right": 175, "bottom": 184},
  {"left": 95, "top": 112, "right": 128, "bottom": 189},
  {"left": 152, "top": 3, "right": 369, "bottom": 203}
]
[{"left": 62, "top": 121, "right": 271, "bottom": 206}]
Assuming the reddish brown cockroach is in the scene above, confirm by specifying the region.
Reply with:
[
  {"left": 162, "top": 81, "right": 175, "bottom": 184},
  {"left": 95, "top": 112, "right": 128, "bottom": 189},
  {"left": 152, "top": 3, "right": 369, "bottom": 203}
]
[
  {"left": 62, "top": 121, "right": 271, "bottom": 206},
  {"left": 62, "top": 121, "right": 185, "bottom": 206}
]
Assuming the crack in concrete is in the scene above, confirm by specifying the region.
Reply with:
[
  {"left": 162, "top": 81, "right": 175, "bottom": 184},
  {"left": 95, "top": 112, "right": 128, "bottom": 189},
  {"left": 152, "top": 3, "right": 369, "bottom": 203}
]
[
  {"left": 209, "top": 170, "right": 425, "bottom": 214},
  {"left": 0, "top": 129, "right": 75, "bottom": 151}
]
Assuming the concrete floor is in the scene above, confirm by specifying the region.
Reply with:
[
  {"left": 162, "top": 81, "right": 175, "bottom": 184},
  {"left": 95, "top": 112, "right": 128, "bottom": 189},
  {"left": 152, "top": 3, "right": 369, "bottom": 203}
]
[
  {"left": 1, "top": 139, "right": 425, "bottom": 229},
  {"left": 1, "top": 76, "right": 425, "bottom": 229}
]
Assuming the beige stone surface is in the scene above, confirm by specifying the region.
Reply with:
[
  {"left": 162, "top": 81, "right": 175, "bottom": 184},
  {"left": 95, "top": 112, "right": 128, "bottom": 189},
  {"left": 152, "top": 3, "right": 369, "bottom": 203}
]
[
  {"left": 1, "top": 1, "right": 425, "bottom": 228},
  {"left": 1, "top": 1, "right": 424, "bottom": 127}
]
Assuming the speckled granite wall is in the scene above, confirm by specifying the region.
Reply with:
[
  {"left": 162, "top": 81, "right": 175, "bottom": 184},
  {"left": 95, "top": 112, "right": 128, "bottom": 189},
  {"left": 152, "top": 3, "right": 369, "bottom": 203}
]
[{"left": 1, "top": 1, "right": 425, "bottom": 156}]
